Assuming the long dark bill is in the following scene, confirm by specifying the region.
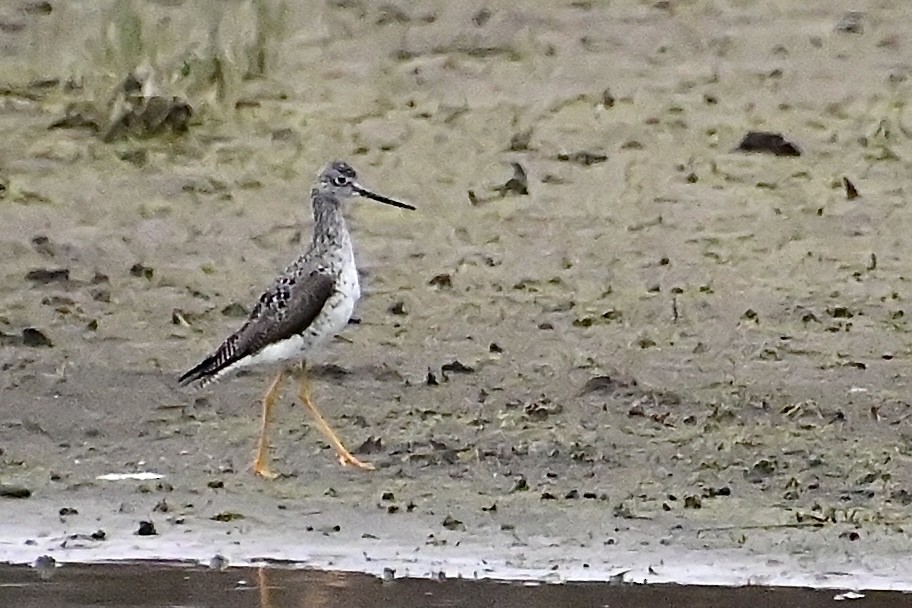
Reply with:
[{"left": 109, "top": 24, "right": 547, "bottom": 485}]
[{"left": 354, "top": 184, "right": 416, "bottom": 210}]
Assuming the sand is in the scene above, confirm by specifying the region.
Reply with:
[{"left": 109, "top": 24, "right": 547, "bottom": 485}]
[{"left": 1, "top": 0, "right": 911, "bottom": 590}]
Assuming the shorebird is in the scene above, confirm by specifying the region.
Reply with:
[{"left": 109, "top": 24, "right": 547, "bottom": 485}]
[{"left": 178, "top": 160, "right": 415, "bottom": 478}]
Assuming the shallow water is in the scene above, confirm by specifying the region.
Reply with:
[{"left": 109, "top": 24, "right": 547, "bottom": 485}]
[{"left": 0, "top": 563, "right": 908, "bottom": 608}]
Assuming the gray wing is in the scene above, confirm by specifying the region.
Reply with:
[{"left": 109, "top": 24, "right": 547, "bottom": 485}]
[{"left": 179, "top": 268, "right": 335, "bottom": 386}]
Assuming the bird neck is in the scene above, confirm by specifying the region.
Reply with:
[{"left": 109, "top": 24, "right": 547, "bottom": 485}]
[{"left": 311, "top": 192, "right": 350, "bottom": 248}]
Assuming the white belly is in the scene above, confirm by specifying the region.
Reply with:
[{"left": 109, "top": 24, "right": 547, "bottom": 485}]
[
  {"left": 337, "top": 241, "right": 361, "bottom": 302},
  {"left": 326, "top": 240, "right": 360, "bottom": 336}
]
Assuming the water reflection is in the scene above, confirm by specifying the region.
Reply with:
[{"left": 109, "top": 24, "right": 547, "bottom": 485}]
[{"left": 258, "top": 567, "right": 271, "bottom": 608}]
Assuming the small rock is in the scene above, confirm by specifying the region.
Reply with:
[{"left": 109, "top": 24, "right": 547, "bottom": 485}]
[
  {"left": 835, "top": 11, "right": 864, "bottom": 34},
  {"left": 129, "top": 263, "right": 154, "bottom": 279},
  {"left": 441, "top": 515, "right": 465, "bottom": 531},
  {"left": 210, "top": 512, "right": 245, "bottom": 522},
  {"left": 30, "top": 235, "right": 56, "bottom": 256},
  {"left": 22, "top": 328, "right": 53, "bottom": 347},
  {"left": 741, "top": 309, "right": 759, "bottom": 323},
  {"left": 838, "top": 530, "right": 861, "bottom": 541},
  {"left": 25, "top": 268, "right": 69, "bottom": 284},
  {"left": 509, "top": 129, "right": 532, "bottom": 151},
  {"left": 556, "top": 150, "right": 608, "bottom": 165},
  {"left": 702, "top": 486, "right": 732, "bottom": 498},
  {"left": 22, "top": 2, "right": 53, "bottom": 16},
  {"left": 355, "top": 435, "right": 383, "bottom": 455},
  {"left": 0, "top": 485, "right": 32, "bottom": 499},
  {"left": 48, "top": 101, "right": 102, "bottom": 132},
  {"left": 523, "top": 398, "right": 562, "bottom": 421},
  {"left": 683, "top": 495, "right": 702, "bottom": 509},
  {"left": 387, "top": 301, "right": 407, "bottom": 316},
  {"left": 428, "top": 273, "right": 452, "bottom": 289},
  {"left": 745, "top": 459, "right": 777, "bottom": 482},
  {"left": 579, "top": 372, "right": 638, "bottom": 396},
  {"left": 890, "top": 489, "right": 912, "bottom": 505},
  {"left": 220, "top": 303, "right": 248, "bottom": 318},
  {"left": 441, "top": 360, "right": 474, "bottom": 374},
  {"left": 136, "top": 521, "right": 157, "bottom": 536},
  {"left": 493, "top": 162, "right": 529, "bottom": 197},
  {"left": 843, "top": 177, "right": 860, "bottom": 200},
  {"left": 827, "top": 306, "right": 853, "bottom": 319},
  {"left": 510, "top": 476, "right": 529, "bottom": 493},
  {"left": 91, "top": 289, "right": 111, "bottom": 303},
  {"left": 117, "top": 149, "right": 148, "bottom": 167},
  {"left": 608, "top": 569, "right": 630, "bottom": 585},
  {"left": 472, "top": 7, "right": 491, "bottom": 27},
  {"left": 735, "top": 132, "right": 801, "bottom": 157}
]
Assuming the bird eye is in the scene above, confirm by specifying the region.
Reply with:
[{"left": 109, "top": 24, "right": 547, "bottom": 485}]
[{"left": 332, "top": 175, "right": 349, "bottom": 187}]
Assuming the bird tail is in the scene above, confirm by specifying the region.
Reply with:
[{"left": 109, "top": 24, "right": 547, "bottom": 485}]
[
  {"left": 178, "top": 337, "right": 240, "bottom": 389},
  {"left": 178, "top": 356, "right": 221, "bottom": 389}
]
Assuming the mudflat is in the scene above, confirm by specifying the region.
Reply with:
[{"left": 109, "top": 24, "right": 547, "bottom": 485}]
[{"left": 1, "top": 0, "right": 911, "bottom": 589}]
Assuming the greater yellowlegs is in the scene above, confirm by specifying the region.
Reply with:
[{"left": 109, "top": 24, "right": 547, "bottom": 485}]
[{"left": 179, "top": 160, "right": 415, "bottom": 479}]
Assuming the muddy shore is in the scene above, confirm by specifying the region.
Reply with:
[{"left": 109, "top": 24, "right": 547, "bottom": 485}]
[{"left": 2, "top": 0, "right": 912, "bottom": 590}]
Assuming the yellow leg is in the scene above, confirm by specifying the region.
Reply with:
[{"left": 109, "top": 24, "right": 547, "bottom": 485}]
[
  {"left": 296, "top": 366, "right": 375, "bottom": 470},
  {"left": 253, "top": 370, "right": 286, "bottom": 479}
]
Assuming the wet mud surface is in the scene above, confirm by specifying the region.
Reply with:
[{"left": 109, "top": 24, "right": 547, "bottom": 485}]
[{"left": 2, "top": 0, "right": 912, "bottom": 590}]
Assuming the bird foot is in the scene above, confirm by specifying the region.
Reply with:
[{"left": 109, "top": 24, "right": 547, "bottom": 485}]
[
  {"left": 338, "top": 452, "right": 376, "bottom": 470},
  {"left": 253, "top": 461, "right": 280, "bottom": 480}
]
